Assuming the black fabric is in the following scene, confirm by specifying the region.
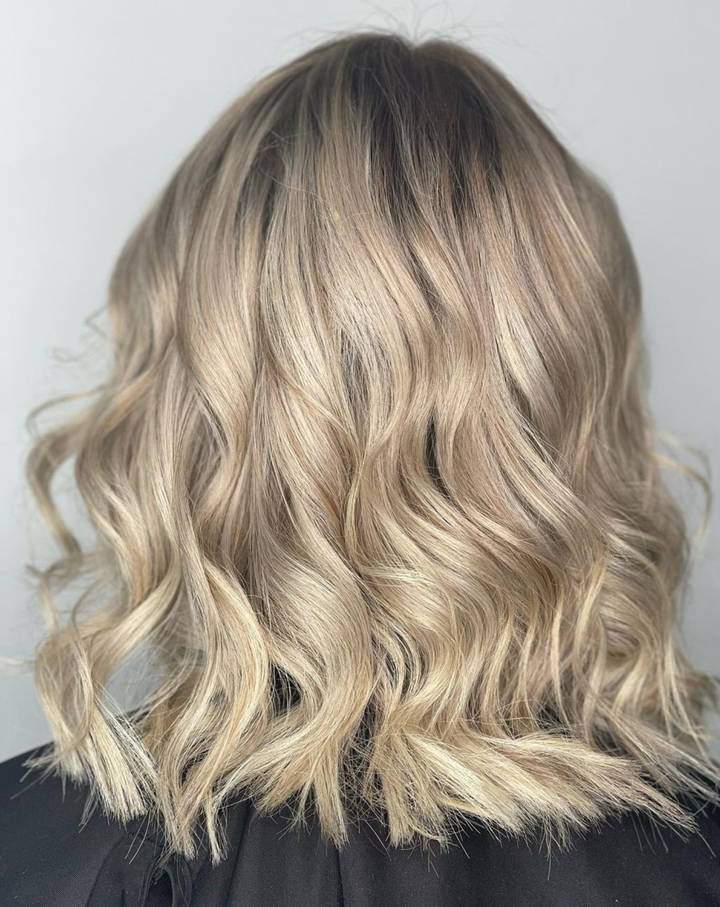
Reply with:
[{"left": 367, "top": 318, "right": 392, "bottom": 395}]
[{"left": 1, "top": 745, "right": 720, "bottom": 906}]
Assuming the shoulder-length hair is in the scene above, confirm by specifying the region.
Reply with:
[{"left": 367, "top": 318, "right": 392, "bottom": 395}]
[{"left": 24, "top": 29, "right": 720, "bottom": 862}]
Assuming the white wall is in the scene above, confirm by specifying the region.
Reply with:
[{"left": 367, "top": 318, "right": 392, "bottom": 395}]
[{"left": 1, "top": 0, "right": 718, "bottom": 760}]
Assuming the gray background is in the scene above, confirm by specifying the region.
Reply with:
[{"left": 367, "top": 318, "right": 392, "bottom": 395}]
[{"left": 1, "top": 0, "right": 718, "bottom": 761}]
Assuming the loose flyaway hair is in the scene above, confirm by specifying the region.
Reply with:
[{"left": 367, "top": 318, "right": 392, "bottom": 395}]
[{"left": 23, "top": 29, "right": 720, "bottom": 863}]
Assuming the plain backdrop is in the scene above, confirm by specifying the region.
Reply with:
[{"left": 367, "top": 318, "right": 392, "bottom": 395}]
[{"left": 1, "top": 0, "right": 718, "bottom": 762}]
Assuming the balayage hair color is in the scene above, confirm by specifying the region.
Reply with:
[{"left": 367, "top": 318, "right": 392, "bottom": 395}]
[{"left": 23, "top": 29, "right": 720, "bottom": 863}]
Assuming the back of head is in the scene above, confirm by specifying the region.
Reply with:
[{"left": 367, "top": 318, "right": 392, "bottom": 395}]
[{"left": 24, "top": 29, "right": 720, "bottom": 863}]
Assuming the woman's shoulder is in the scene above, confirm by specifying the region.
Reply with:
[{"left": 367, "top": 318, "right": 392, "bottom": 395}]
[
  {"left": 1, "top": 744, "right": 720, "bottom": 907},
  {"left": 0, "top": 745, "right": 167, "bottom": 907},
  {"left": 341, "top": 785, "right": 720, "bottom": 907}
]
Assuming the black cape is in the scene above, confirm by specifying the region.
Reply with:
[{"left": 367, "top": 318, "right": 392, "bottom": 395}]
[{"left": 1, "top": 745, "right": 720, "bottom": 906}]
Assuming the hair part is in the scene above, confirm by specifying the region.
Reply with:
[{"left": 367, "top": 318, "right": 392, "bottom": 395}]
[{"left": 23, "top": 28, "right": 720, "bottom": 864}]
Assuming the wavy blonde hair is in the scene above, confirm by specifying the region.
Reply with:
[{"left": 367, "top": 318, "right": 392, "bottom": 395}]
[{"left": 23, "top": 29, "right": 720, "bottom": 863}]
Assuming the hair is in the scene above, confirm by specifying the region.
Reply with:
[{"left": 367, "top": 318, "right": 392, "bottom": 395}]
[{"left": 22, "top": 28, "right": 720, "bottom": 865}]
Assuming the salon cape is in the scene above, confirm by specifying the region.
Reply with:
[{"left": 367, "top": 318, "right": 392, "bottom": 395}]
[{"left": 1, "top": 746, "right": 720, "bottom": 906}]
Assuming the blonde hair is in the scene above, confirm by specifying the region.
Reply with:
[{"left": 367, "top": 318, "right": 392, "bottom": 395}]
[{"left": 23, "top": 29, "right": 720, "bottom": 864}]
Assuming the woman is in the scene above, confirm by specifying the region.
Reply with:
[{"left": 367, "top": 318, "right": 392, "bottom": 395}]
[{"left": 1, "top": 29, "right": 719, "bottom": 906}]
